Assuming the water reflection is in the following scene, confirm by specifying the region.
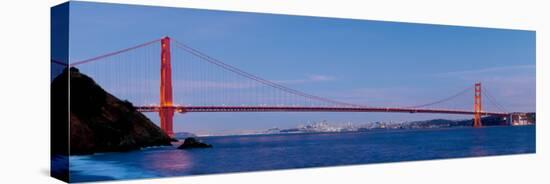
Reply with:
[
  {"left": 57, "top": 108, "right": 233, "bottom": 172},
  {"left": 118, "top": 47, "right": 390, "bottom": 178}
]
[
  {"left": 469, "top": 128, "right": 489, "bottom": 156},
  {"left": 145, "top": 148, "right": 193, "bottom": 176}
]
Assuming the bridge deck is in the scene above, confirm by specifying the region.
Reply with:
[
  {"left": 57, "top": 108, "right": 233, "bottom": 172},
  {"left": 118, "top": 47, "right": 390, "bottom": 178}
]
[{"left": 136, "top": 106, "right": 509, "bottom": 116}]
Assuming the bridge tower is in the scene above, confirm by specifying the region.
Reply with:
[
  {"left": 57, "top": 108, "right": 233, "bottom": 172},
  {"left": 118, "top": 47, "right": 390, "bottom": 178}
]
[
  {"left": 473, "top": 82, "right": 482, "bottom": 128},
  {"left": 159, "top": 36, "right": 174, "bottom": 137}
]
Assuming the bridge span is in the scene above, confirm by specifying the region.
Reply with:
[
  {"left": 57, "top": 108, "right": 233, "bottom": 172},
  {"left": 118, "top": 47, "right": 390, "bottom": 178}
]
[
  {"left": 61, "top": 36, "right": 522, "bottom": 136},
  {"left": 136, "top": 106, "right": 509, "bottom": 116}
]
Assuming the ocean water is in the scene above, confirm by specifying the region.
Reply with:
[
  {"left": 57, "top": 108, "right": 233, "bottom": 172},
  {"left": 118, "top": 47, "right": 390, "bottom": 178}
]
[{"left": 69, "top": 125, "right": 535, "bottom": 182}]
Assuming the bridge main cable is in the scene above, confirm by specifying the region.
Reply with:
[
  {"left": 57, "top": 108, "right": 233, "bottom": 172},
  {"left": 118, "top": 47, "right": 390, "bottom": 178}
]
[
  {"left": 171, "top": 39, "right": 364, "bottom": 108},
  {"left": 404, "top": 85, "right": 474, "bottom": 109},
  {"left": 69, "top": 38, "right": 162, "bottom": 67}
]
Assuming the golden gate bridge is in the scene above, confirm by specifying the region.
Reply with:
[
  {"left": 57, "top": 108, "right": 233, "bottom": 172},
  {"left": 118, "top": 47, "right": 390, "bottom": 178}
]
[{"left": 53, "top": 36, "right": 515, "bottom": 137}]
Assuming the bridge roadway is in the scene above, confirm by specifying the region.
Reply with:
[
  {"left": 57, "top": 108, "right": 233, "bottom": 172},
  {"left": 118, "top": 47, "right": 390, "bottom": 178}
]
[{"left": 136, "top": 106, "right": 509, "bottom": 116}]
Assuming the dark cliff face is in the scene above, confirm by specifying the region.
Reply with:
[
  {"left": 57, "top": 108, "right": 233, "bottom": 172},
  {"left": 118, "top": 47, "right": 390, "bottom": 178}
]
[{"left": 52, "top": 67, "right": 172, "bottom": 155}]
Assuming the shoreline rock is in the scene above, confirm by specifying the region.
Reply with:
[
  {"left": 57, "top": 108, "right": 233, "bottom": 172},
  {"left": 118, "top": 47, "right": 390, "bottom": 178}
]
[
  {"left": 177, "top": 137, "right": 212, "bottom": 149},
  {"left": 52, "top": 67, "right": 173, "bottom": 155}
]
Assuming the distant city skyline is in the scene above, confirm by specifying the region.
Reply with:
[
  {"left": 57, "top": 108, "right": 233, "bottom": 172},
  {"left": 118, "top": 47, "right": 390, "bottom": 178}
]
[{"left": 67, "top": 2, "right": 535, "bottom": 134}]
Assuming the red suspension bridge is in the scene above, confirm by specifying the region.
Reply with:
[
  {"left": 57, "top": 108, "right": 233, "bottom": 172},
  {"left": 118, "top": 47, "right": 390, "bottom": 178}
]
[{"left": 55, "top": 36, "right": 515, "bottom": 137}]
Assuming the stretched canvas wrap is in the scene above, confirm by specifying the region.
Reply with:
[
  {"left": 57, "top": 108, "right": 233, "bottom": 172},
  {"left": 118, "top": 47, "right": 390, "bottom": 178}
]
[{"left": 51, "top": 1, "right": 536, "bottom": 183}]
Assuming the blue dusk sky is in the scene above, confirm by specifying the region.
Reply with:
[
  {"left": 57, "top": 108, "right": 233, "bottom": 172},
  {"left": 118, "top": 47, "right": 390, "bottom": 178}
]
[{"left": 66, "top": 1, "right": 535, "bottom": 134}]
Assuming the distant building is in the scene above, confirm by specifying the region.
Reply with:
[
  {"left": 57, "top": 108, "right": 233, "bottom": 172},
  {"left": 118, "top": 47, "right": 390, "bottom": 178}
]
[{"left": 508, "top": 113, "right": 535, "bottom": 126}]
